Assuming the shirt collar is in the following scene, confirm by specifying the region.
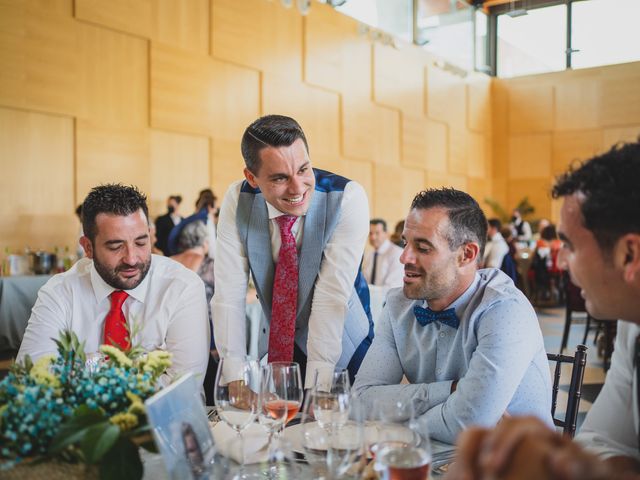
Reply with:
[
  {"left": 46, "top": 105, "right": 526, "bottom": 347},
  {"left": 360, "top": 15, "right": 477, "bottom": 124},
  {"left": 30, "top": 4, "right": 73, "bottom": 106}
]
[
  {"left": 376, "top": 239, "right": 392, "bottom": 254},
  {"left": 265, "top": 201, "right": 306, "bottom": 221},
  {"left": 89, "top": 258, "right": 152, "bottom": 304},
  {"left": 421, "top": 272, "right": 481, "bottom": 319}
]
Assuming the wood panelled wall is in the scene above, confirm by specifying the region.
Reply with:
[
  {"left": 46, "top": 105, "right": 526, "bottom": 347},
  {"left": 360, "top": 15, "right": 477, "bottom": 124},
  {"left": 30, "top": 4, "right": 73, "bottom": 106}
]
[
  {"left": 0, "top": 0, "right": 491, "bottom": 250},
  {"left": 493, "top": 62, "right": 640, "bottom": 222}
]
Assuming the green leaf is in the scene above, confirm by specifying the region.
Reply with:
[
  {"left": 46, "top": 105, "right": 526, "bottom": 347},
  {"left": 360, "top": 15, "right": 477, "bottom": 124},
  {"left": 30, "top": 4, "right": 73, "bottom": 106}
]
[
  {"left": 82, "top": 423, "right": 120, "bottom": 463},
  {"left": 50, "top": 408, "right": 106, "bottom": 453},
  {"left": 99, "top": 437, "right": 143, "bottom": 480}
]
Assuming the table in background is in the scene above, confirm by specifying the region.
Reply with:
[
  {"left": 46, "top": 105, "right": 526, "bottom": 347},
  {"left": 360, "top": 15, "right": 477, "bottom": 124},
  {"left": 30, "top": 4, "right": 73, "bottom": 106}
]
[{"left": 0, "top": 275, "right": 50, "bottom": 352}]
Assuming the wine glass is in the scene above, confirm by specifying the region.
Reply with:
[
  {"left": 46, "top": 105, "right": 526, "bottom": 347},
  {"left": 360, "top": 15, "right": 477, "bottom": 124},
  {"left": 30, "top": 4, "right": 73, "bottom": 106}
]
[
  {"left": 311, "top": 368, "right": 351, "bottom": 430},
  {"left": 213, "top": 356, "right": 261, "bottom": 469},
  {"left": 264, "top": 362, "right": 303, "bottom": 430},
  {"left": 300, "top": 384, "right": 363, "bottom": 479},
  {"left": 372, "top": 400, "right": 432, "bottom": 480}
]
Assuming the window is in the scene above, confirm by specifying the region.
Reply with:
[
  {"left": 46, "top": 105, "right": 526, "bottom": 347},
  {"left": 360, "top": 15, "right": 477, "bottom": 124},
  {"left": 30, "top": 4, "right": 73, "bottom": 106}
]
[
  {"left": 497, "top": 4, "right": 567, "bottom": 78},
  {"left": 332, "top": 0, "right": 413, "bottom": 43},
  {"left": 571, "top": 0, "right": 640, "bottom": 69}
]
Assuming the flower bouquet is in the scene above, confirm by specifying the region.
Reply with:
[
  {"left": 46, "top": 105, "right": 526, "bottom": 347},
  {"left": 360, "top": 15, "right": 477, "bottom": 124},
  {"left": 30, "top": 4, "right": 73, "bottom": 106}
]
[{"left": 0, "top": 331, "right": 171, "bottom": 480}]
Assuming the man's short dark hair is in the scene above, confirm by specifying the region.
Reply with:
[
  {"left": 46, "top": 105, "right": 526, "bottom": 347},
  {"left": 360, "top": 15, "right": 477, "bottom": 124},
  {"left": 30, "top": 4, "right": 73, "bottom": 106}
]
[
  {"left": 370, "top": 218, "right": 387, "bottom": 231},
  {"left": 488, "top": 218, "right": 502, "bottom": 230},
  {"left": 169, "top": 195, "right": 182, "bottom": 204},
  {"left": 82, "top": 184, "right": 149, "bottom": 241},
  {"left": 552, "top": 139, "right": 640, "bottom": 255},
  {"left": 241, "top": 115, "right": 309, "bottom": 174},
  {"left": 411, "top": 188, "right": 487, "bottom": 258}
]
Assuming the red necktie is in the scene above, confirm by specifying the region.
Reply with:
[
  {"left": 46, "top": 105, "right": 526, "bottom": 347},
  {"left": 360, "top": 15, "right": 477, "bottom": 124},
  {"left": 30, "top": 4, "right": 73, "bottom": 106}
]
[
  {"left": 268, "top": 215, "right": 298, "bottom": 362},
  {"left": 103, "top": 290, "right": 130, "bottom": 351}
]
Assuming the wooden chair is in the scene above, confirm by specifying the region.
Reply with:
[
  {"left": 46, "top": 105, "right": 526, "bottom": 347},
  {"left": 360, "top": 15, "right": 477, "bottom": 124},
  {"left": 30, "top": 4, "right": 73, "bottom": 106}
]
[{"left": 548, "top": 344, "right": 588, "bottom": 438}]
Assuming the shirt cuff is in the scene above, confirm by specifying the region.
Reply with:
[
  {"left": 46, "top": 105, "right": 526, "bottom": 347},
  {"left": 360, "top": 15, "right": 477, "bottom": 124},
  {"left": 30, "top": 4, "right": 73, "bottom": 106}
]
[
  {"left": 304, "top": 360, "right": 337, "bottom": 390},
  {"left": 426, "top": 380, "right": 454, "bottom": 408}
]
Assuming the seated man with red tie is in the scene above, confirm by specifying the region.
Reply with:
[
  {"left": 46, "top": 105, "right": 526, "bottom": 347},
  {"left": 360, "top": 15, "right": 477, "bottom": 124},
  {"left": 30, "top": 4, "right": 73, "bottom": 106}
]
[
  {"left": 17, "top": 184, "right": 210, "bottom": 386},
  {"left": 212, "top": 114, "right": 373, "bottom": 389}
]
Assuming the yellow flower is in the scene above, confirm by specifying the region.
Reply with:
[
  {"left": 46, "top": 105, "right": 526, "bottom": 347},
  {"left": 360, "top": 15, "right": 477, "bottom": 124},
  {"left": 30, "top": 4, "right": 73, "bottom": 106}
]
[
  {"left": 125, "top": 391, "right": 145, "bottom": 416},
  {"left": 29, "top": 355, "right": 60, "bottom": 388},
  {"left": 99, "top": 345, "right": 133, "bottom": 367},
  {"left": 109, "top": 412, "right": 138, "bottom": 431},
  {"left": 141, "top": 350, "right": 172, "bottom": 374}
]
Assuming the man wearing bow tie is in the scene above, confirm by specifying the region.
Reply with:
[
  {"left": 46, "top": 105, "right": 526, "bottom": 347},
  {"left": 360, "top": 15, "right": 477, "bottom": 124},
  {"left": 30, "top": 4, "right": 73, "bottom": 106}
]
[{"left": 353, "top": 188, "right": 553, "bottom": 444}]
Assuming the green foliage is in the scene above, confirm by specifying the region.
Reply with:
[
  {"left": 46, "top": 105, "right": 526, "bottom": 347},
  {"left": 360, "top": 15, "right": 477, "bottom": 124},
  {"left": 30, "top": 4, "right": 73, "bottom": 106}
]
[{"left": 484, "top": 196, "right": 536, "bottom": 223}]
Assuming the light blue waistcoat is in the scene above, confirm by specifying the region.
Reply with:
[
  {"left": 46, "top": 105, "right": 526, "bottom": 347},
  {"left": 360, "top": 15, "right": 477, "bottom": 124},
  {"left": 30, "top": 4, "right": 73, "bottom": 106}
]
[{"left": 236, "top": 168, "right": 372, "bottom": 370}]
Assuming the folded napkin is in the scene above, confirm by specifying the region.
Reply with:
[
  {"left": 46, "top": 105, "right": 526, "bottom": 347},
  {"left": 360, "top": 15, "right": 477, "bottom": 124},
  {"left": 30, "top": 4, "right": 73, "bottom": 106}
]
[{"left": 211, "top": 422, "right": 269, "bottom": 464}]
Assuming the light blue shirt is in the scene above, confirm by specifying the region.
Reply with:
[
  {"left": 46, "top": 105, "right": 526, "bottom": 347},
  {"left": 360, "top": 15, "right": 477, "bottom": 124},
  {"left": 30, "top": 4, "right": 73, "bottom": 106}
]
[{"left": 353, "top": 268, "right": 553, "bottom": 444}]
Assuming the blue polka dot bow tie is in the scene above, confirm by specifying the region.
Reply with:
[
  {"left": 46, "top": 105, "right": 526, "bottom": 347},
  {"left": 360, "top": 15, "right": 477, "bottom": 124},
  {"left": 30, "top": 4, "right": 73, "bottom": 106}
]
[{"left": 413, "top": 305, "right": 460, "bottom": 329}]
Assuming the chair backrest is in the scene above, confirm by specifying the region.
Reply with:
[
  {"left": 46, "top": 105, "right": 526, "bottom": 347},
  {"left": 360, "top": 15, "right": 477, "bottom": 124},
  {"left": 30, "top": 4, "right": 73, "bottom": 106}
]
[{"left": 547, "top": 344, "right": 588, "bottom": 438}]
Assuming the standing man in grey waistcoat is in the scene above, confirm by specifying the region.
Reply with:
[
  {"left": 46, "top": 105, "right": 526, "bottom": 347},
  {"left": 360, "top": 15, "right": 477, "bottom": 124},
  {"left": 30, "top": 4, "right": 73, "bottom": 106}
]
[{"left": 212, "top": 114, "right": 373, "bottom": 388}]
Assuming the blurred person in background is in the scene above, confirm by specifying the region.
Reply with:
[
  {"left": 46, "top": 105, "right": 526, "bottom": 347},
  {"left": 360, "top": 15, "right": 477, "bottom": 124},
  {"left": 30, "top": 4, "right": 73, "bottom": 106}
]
[
  {"left": 155, "top": 195, "right": 183, "bottom": 256},
  {"left": 362, "top": 218, "right": 404, "bottom": 288}
]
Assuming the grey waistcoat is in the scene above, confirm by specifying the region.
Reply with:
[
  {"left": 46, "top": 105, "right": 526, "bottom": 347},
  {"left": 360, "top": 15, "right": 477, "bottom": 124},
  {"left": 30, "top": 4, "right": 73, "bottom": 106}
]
[{"left": 236, "top": 169, "right": 370, "bottom": 369}]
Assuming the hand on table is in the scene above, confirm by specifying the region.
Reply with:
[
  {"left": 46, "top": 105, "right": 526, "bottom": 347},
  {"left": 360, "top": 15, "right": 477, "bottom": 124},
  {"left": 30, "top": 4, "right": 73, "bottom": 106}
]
[
  {"left": 228, "top": 379, "right": 258, "bottom": 411},
  {"left": 445, "top": 416, "right": 611, "bottom": 480}
]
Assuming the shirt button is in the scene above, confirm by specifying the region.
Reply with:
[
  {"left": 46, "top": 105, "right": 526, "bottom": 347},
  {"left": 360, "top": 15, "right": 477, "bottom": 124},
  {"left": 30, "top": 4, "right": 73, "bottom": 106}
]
[
  {"left": 439, "top": 331, "right": 446, "bottom": 338},
  {"left": 436, "top": 368, "right": 442, "bottom": 375}
]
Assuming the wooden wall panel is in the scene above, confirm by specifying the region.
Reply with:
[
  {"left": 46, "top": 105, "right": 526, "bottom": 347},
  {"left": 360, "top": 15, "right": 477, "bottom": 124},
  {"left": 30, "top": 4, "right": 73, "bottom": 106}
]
[
  {"left": 555, "top": 79, "right": 599, "bottom": 131},
  {"left": 152, "top": 0, "right": 209, "bottom": 54},
  {"left": 508, "top": 134, "right": 551, "bottom": 179},
  {"left": 508, "top": 84, "right": 554, "bottom": 133},
  {"left": 552, "top": 130, "right": 603, "bottom": 174},
  {"left": 151, "top": 43, "right": 260, "bottom": 138},
  {"left": 374, "top": 44, "right": 425, "bottom": 116},
  {"left": 304, "top": 2, "right": 371, "bottom": 98},
  {"left": 75, "top": 0, "right": 152, "bottom": 38},
  {"left": 425, "top": 119, "right": 448, "bottom": 173},
  {"left": 0, "top": 0, "right": 79, "bottom": 116},
  {"left": 211, "top": 0, "right": 302, "bottom": 80},
  {"left": 402, "top": 114, "right": 429, "bottom": 168},
  {"left": 467, "top": 177, "right": 491, "bottom": 213},
  {"left": 342, "top": 99, "right": 402, "bottom": 164},
  {"left": 0, "top": 107, "right": 75, "bottom": 249},
  {"left": 602, "top": 125, "right": 640, "bottom": 150},
  {"left": 427, "top": 172, "right": 467, "bottom": 192},
  {"left": 467, "top": 77, "right": 491, "bottom": 133},
  {"left": 344, "top": 160, "right": 373, "bottom": 203},
  {"left": 426, "top": 67, "right": 465, "bottom": 126},
  {"left": 263, "top": 74, "right": 340, "bottom": 161},
  {"left": 599, "top": 75, "right": 640, "bottom": 127},
  {"left": 373, "top": 165, "right": 426, "bottom": 224},
  {"left": 77, "top": 24, "right": 148, "bottom": 127},
  {"left": 149, "top": 130, "right": 210, "bottom": 216},
  {"left": 211, "top": 138, "right": 246, "bottom": 205},
  {"left": 467, "top": 132, "right": 486, "bottom": 178},
  {"left": 507, "top": 178, "right": 552, "bottom": 220},
  {"left": 76, "top": 121, "right": 150, "bottom": 202},
  {"left": 448, "top": 127, "right": 467, "bottom": 176}
]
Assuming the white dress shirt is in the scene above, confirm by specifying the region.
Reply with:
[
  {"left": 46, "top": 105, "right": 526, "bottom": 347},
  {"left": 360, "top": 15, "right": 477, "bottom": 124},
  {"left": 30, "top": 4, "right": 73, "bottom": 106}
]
[
  {"left": 483, "top": 231, "right": 510, "bottom": 269},
  {"left": 362, "top": 239, "right": 404, "bottom": 288},
  {"left": 576, "top": 320, "right": 640, "bottom": 461},
  {"left": 212, "top": 180, "right": 369, "bottom": 388},
  {"left": 17, "top": 255, "right": 210, "bottom": 385}
]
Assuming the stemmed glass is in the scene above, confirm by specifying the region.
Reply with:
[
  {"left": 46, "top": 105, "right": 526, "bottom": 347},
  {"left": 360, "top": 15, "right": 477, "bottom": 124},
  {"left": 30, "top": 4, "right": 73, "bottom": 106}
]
[
  {"left": 261, "top": 362, "right": 304, "bottom": 431},
  {"left": 301, "top": 369, "right": 362, "bottom": 479},
  {"left": 372, "top": 400, "right": 432, "bottom": 480},
  {"left": 214, "top": 356, "right": 261, "bottom": 472}
]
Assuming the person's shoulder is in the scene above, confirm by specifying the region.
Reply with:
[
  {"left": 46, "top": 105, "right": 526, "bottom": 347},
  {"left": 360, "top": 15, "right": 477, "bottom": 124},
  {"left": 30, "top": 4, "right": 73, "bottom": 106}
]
[
  {"left": 313, "top": 168, "right": 357, "bottom": 193},
  {"left": 474, "top": 268, "right": 533, "bottom": 312},
  {"left": 150, "top": 255, "right": 202, "bottom": 288},
  {"left": 39, "top": 258, "right": 92, "bottom": 295},
  {"left": 383, "top": 287, "right": 416, "bottom": 317}
]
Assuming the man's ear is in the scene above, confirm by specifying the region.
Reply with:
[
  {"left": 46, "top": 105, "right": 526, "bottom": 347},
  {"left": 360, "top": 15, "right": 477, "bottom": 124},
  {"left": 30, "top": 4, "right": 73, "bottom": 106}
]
[
  {"left": 618, "top": 233, "right": 640, "bottom": 283},
  {"left": 79, "top": 236, "right": 93, "bottom": 259},
  {"left": 459, "top": 242, "right": 480, "bottom": 267},
  {"left": 243, "top": 168, "right": 259, "bottom": 188}
]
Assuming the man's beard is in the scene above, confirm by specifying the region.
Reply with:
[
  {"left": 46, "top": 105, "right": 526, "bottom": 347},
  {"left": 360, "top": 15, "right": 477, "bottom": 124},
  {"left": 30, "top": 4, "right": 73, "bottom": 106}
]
[{"left": 94, "top": 256, "right": 151, "bottom": 290}]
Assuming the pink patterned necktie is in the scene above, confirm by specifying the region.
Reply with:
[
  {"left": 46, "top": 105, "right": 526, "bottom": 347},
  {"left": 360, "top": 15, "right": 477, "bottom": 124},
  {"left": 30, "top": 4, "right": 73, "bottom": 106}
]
[
  {"left": 268, "top": 215, "right": 299, "bottom": 362},
  {"left": 103, "top": 290, "right": 130, "bottom": 351}
]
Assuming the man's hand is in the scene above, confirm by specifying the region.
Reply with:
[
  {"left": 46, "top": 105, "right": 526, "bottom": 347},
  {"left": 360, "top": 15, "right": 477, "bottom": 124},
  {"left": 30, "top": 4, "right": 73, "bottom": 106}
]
[
  {"left": 228, "top": 380, "right": 257, "bottom": 411},
  {"left": 445, "top": 416, "right": 611, "bottom": 480}
]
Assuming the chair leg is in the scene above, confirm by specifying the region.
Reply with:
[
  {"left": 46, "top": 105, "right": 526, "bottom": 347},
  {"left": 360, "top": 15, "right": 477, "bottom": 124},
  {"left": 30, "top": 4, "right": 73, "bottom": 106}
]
[
  {"left": 582, "top": 314, "right": 591, "bottom": 345},
  {"left": 561, "top": 309, "right": 572, "bottom": 353}
]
